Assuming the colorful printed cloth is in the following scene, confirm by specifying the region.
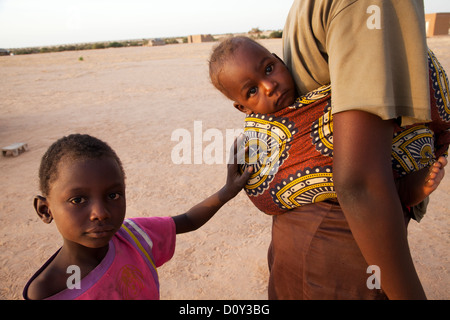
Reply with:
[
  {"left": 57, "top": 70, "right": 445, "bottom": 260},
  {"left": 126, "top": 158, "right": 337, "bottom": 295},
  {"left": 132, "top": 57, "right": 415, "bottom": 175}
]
[
  {"left": 240, "top": 49, "right": 449, "bottom": 216},
  {"left": 23, "top": 217, "right": 176, "bottom": 300}
]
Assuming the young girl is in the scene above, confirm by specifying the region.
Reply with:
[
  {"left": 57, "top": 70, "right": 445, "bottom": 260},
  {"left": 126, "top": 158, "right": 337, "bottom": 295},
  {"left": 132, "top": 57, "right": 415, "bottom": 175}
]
[
  {"left": 23, "top": 133, "right": 252, "bottom": 300},
  {"left": 209, "top": 36, "right": 449, "bottom": 299}
]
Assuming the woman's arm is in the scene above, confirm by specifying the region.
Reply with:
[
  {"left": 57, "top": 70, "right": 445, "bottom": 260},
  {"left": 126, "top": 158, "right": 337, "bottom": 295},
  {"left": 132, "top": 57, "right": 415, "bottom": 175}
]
[
  {"left": 333, "top": 110, "right": 426, "bottom": 300},
  {"left": 172, "top": 137, "right": 252, "bottom": 234}
]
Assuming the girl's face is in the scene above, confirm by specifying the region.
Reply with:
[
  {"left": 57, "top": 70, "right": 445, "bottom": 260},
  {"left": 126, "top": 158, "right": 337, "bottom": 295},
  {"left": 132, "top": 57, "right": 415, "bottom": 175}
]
[
  {"left": 219, "top": 42, "right": 296, "bottom": 115},
  {"left": 44, "top": 156, "right": 126, "bottom": 249}
]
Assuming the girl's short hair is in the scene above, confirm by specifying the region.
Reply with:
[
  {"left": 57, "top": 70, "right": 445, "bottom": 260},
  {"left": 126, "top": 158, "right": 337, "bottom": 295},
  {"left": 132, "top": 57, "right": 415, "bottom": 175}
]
[
  {"left": 38, "top": 134, "right": 125, "bottom": 196},
  {"left": 209, "top": 36, "right": 267, "bottom": 99}
]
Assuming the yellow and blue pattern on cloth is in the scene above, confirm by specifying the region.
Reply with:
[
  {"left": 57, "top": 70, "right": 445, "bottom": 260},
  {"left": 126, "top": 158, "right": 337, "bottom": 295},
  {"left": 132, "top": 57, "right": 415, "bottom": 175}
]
[{"left": 240, "top": 49, "right": 449, "bottom": 216}]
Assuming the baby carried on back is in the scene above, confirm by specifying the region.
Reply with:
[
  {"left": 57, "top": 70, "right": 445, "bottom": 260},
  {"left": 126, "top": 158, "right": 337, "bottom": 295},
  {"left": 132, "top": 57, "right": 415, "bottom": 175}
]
[{"left": 239, "top": 49, "right": 449, "bottom": 218}]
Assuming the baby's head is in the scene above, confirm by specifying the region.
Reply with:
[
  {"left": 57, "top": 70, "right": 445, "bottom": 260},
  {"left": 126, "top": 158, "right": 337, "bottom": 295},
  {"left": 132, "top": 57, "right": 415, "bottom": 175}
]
[
  {"left": 34, "top": 134, "right": 126, "bottom": 248},
  {"left": 209, "top": 36, "right": 296, "bottom": 115}
]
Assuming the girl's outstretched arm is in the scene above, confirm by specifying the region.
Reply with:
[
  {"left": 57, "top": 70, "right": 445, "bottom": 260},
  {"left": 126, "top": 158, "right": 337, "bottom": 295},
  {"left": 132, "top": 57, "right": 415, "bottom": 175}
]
[{"left": 172, "top": 136, "right": 252, "bottom": 234}]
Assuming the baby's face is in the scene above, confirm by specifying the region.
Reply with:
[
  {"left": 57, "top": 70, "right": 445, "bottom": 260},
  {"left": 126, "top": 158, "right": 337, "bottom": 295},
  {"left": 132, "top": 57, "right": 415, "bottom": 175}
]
[
  {"left": 46, "top": 156, "right": 126, "bottom": 249},
  {"left": 219, "top": 42, "right": 296, "bottom": 114}
]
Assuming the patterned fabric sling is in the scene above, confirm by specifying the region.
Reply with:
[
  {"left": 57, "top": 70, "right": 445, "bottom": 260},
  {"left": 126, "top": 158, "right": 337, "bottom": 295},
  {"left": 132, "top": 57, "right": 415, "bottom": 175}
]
[{"left": 240, "top": 49, "right": 449, "bottom": 216}]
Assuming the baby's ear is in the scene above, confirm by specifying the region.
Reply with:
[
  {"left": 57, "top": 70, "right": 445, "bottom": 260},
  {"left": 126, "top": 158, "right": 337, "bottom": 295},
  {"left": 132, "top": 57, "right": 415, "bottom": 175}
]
[
  {"left": 33, "top": 196, "right": 53, "bottom": 224},
  {"left": 233, "top": 102, "right": 252, "bottom": 115}
]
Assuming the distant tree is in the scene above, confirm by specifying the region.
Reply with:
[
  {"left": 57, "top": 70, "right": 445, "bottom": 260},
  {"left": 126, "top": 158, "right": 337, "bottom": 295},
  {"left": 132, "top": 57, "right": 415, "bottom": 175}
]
[
  {"left": 249, "top": 27, "right": 262, "bottom": 37},
  {"left": 269, "top": 30, "right": 283, "bottom": 38},
  {"left": 108, "top": 42, "right": 124, "bottom": 48},
  {"left": 164, "top": 38, "right": 179, "bottom": 45},
  {"left": 92, "top": 43, "right": 106, "bottom": 49}
]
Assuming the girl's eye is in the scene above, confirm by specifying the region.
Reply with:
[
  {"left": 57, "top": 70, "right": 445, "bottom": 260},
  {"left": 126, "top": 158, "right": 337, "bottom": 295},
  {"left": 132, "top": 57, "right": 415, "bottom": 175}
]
[
  {"left": 108, "top": 193, "right": 121, "bottom": 200},
  {"left": 265, "top": 64, "right": 274, "bottom": 75},
  {"left": 247, "top": 87, "right": 257, "bottom": 98},
  {"left": 69, "top": 197, "right": 86, "bottom": 205}
]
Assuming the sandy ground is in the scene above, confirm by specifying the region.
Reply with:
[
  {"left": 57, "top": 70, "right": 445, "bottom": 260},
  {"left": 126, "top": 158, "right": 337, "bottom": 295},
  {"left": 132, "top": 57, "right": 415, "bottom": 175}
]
[{"left": 0, "top": 38, "right": 448, "bottom": 300}]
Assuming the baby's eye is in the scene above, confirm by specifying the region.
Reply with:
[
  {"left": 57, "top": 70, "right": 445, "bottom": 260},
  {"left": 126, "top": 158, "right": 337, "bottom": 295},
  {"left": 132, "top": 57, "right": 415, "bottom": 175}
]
[
  {"left": 265, "top": 64, "right": 274, "bottom": 75},
  {"left": 247, "top": 87, "right": 257, "bottom": 98},
  {"left": 69, "top": 197, "right": 86, "bottom": 205},
  {"left": 108, "top": 193, "right": 121, "bottom": 200}
]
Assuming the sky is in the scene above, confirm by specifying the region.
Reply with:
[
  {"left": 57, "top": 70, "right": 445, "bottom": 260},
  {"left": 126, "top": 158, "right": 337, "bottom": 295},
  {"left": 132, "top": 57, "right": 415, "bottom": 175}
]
[{"left": 0, "top": 0, "right": 449, "bottom": 49}]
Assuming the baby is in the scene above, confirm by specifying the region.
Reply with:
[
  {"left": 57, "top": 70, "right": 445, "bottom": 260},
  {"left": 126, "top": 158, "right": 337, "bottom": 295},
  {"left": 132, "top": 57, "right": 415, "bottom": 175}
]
[
  {"left": 23, "top": 133, "right": 251, "bottom": 300},
  {"left": 209, "top": 36, "right": 448, "bottom": 217}
]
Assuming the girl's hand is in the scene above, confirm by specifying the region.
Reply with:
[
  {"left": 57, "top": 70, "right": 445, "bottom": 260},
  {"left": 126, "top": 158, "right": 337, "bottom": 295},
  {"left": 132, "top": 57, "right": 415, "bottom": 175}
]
[
  {"left": 173, "top": 134, "right": 253, "bottom": 234},
  {"left": 221, "top": 134, "right": 253, "bottom": 201}
]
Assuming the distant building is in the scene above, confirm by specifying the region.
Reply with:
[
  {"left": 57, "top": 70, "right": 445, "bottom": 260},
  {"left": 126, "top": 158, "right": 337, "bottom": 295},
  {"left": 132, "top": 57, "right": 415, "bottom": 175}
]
[
  {"left": 187, "top": 34, "right": 214, "bottom": 43},
  {"left": 425, "top": 13, "right": 450, "bottom": 37},
  {"left": 147, "top": 38, "right": 166, "bottom": 46}
]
